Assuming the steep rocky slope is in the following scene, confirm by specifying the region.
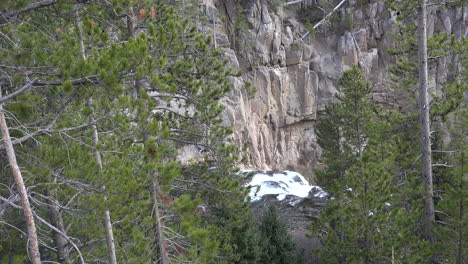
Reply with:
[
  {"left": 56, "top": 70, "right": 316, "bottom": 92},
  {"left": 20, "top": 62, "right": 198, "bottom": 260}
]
[{"left": 198, "top": 0, "right": 466, "bottom": 181}]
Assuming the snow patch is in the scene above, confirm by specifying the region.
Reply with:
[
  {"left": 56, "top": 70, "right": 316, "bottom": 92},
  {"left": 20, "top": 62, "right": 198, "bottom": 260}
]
[{"left": 245, "top": 170, "right": 326, "bottom": 204}]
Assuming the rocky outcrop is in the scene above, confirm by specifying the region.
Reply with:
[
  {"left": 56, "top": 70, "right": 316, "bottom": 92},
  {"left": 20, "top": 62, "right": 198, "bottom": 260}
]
[
  {"left": 199, "top": 0, "right": 467, "bottom": 182},
  {"left": 251, "top": 187, "right": 327, "bottom": 228}
]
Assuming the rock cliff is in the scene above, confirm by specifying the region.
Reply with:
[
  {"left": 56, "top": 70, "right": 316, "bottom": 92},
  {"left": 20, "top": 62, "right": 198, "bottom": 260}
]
[{"left": 199, "top": 0, "right": 467, "bottom": 181}]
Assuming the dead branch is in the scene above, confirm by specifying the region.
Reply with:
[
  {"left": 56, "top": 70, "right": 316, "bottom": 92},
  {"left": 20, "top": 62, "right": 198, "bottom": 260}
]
[
  {"left": 0, "top": 0, "right": 58, "bottom": 23},
  {"left": 0, "top": 78, "right": 37, "bottom": 103},
  {"left": 0, "top": 115, "right": 111, "bottom": 150},
  {"left": 300, "top": 0, "right": 347, "bottom": 40}
]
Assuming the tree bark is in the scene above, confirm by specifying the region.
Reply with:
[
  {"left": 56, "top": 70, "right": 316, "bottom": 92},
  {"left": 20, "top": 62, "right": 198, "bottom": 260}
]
[
  {"left": 90, "top": 112, "right": 118, "bottom": 264},
  {"left": 456, "top": 152, "right": 464, "bottom": 264},
  {"left": 127, "top": 7, "right": 136, "bottom": 39},
  {"left": 0, "top": 88, "right": 41, "bottom": 264},
  {"left": 47, "top": 187, "right": 71, "bottom": 263},
  {"left": 417, "top": 0, "right": 435, "bottom": 242},
  {"left": 126, "top": 7, "right": 143, "bottom": 100},
  {"left": 152, "top": 177, "right": 170, "bottom": 264},
  {"left": 103, "top": 208, "right": 117, "bottom": 264}
]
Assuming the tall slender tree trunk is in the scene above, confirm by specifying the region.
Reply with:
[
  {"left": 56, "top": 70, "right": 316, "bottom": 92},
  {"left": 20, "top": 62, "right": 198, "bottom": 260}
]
[
  {"left": 49, "top": 196, "right": 72, "bottom": 264},
  {"left": 126, "top": 8, "right": 143, "bottom": 100},
  {"left": 152, "top": 177, "right": 170, "bottom": 264},
  {"left": 127, "top": 7, "right": 136, "bottom": 39},
  {"left": 0, "top": 88, "right": 41, "bottom": 264},
  {"left": 456, "top": 152, "right": 464, "bottom": 264},
  {"left": 103, "top": 208, "right": 117, "bottom": 264},
  {"left": 417, "top": 0, "right": 435, "bottom": 242},
  {"left": 48, "top": 199, "right": 71, "bottom": 263},
  {"left": 89, "top": 112, "right": 118, "bottom": 264},
  {"left": 75, "top": 8, "right": 118, "bottom": 264},
  {"left": 47, "top": 179, "right": 71, "bottom": 264},
  {"left": 126, "top": 8, "right": 168, "bottom": 263}
]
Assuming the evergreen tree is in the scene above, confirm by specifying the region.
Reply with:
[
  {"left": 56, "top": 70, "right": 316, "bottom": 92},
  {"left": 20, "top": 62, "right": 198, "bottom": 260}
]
[
  {"left": 311, "top": 65, "right": 442, "bottom": 263},
  {"left": 0, "top": 1, "right": 253, "bottom": 263},
  {"left": 258, "top": 205, "right": 296, "bottom": 264},
  {"left": 312, "top": 66, "right": 399, "bottom": 263},
  {"left": 315, "top": 65, "right": 372, "bottom": 187},
  {"left": 314, "top": 65, "right": 372, "bottom": 183},
  {"left": 387, "top": 0, "right": 467, "bottom": 261},
  {"left": 235, "top": 218, "right": 263, "bottom": 264},
  {"left": 432, "top": 97, "right": 467, "bottom": 263}
]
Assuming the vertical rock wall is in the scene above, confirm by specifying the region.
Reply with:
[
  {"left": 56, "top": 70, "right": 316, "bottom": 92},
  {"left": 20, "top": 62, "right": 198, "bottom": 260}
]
[{"left": 200, "top": 0, "right": 467, "bottom": 182}]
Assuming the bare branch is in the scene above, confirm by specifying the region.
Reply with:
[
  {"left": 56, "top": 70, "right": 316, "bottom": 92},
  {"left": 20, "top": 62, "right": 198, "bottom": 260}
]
[
  {"left": 300, "top": 0, "right": 347, "bottom": 40},
  {"left": 175, "top": 178, "right": 234, "bottom": 194},
  {"left": 0, "top": 78, "right": 37, "bottom": 103},
  {"left": 0, "top": 115, "right": 111, "bottom": 150},
  {"left": 432, "top": 163, "right": 454, "bottom": 168},
  {"left": 432, "top": 150, "right": 460, "bottom": 153},
  {"left": 0, "top": 194, "right": 20, "bottom": 218},
  {"left": 284, "top": 0, "right": 304, "bottom": 6},
  {"left": 1, "top": 0, "right": 57, "bottom": 23},
  {"left": 33, "top": 213, "right": 86, "bottom": 264},
  {"left": 32, "top": 75, "right": 100, "bottom": 87}
]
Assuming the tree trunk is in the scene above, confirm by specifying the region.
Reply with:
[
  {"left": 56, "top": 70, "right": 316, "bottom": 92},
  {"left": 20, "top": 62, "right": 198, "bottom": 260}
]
[
  {"left": 103, "top": 208, "right": 117, "bottom": 264},
  {"left": 75, "top": 8, "right": 118, "bottom": 262},
  {"left": 47, "top": 180, "right": 71, "bottom": 264},
  {"left": 127, "top": 7, "right": 136, "bottom": 39},
  {"left": 456, "top": 152, "right": 464, "bottom": 264},
  {"left": 417, "top": 0, "right": 435, "bottom": 242},
  {"left": 0, "top": 88, "right": 41, "bottom": 264},
  {"left": 126, "top": 7, "right": 143, "bottom": 100},
  {"left": 90, "top": 112, "right": 118, "bottom": 264},
  {"left": 152, "top": 177, "right": 170, "bottom": 264},
  {"left": 125, "top": 7, "right": 167, "bottom": 262}
]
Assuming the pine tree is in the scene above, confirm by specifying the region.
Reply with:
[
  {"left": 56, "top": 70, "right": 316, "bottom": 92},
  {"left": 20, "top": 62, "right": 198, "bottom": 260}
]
[
  {"left": 315, "top": 65, "right": 373, "bottom": 189},
  {"left": 235, "top": 218, "right": 263, "bottom": 264},
  {"left": 432, "top": 93, "right": 467, "bottom": 263},
  {"left": 312, "top": 65, "right": 402, "bottom": 263},
  {"left": 258, "top": 205, "right": 296, "bottom": 264},
  {"left": 0, "top": 1, "right": 253, "bottom": 263},
  {"left": 387, "top": 0, "right": 467, "bottom": 261}
]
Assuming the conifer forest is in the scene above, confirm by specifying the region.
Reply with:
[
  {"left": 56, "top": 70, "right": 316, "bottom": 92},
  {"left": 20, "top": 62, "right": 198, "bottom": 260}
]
[{"left": 0, "top": 0, "right": 466, "bottom": 263}]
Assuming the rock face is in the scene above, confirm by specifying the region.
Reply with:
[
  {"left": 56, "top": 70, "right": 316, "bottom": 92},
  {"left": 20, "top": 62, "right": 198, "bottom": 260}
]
[{"left": 199, "top": 0, "right": 467, "bottom": 182}]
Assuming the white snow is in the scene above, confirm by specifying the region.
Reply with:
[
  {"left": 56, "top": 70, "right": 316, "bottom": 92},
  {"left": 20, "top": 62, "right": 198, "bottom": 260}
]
[{"left": 245, "top": 170, "right": 326, "bottom": 204}]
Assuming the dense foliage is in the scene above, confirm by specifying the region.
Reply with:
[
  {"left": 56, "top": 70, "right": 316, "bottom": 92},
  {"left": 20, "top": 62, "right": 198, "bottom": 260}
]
[
  {"left": 0, "top": 1, "right": 466, "bottom": 264},
  {"left": 313, "top": 49, "right": 466, "bottom": 264},
  {"left": 0, "top": 1, "right": 258, "bottom": 263}
]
